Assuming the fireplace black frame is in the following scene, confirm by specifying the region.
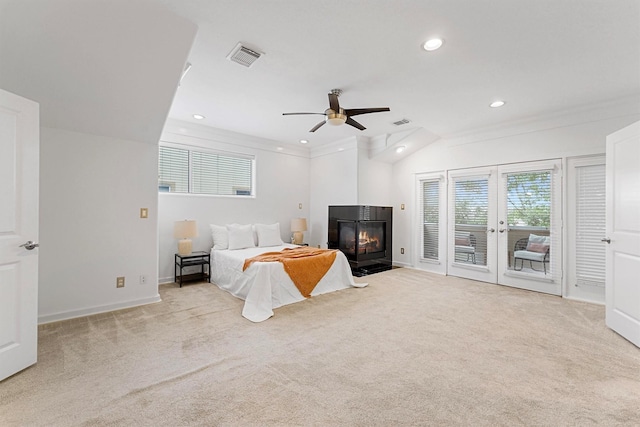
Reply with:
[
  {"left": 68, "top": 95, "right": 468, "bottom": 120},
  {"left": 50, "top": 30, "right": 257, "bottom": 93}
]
[{"left": 328, "top": 205, "right": 392, "bottom": 276}]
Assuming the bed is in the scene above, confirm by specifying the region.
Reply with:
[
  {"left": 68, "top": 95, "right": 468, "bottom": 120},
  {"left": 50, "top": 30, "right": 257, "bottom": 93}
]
[{"left": 210, "top": 243, "right": 366, "bottom": 322}]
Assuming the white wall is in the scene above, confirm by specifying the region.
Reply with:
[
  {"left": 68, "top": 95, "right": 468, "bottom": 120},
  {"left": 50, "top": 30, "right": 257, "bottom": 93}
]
[
  {"left": 157, "top": 122, "right": 310, "bottom": 282},
  {"left": 390, "top": 102, "right": 640, "bottom": 269},
  {"left": 308, "top": 140, "right": 358, "bottom": 248},
  {"left": 39, "top": 127, "right": 160, "bottom": 323},
  {"left": 357, "top": 138, "right": 392, "bottom": 206}
]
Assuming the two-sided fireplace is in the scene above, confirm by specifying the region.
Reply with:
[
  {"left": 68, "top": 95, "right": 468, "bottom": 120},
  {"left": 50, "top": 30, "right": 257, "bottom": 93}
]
[{"left": 328, "top": 205, "right": 392, "bottom": 276}]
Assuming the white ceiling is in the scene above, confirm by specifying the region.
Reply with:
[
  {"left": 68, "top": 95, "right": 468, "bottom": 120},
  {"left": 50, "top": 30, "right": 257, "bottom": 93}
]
[
  {"left": 160, "top": 0, "right": 640, "bottom": 147},
  {"left": 1, "top": 0, "right": 639, "bottom": 150}
]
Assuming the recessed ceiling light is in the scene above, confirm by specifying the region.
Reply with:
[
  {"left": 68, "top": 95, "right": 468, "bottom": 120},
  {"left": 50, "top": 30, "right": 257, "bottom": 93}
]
[
  {"left": 395, "top": 145, "right": 406, "bottom": 153},
  {"left": 489, "top": 101, "right": 505, "bottom": 108},
  {"left": 423, "top": 38, "right": 443, "bottom": 51},
  {"left": 299, "top": 139, "right": 308, "bottom": 144},
  {"left": 338, "top": 148, "right": 345, "bottom": 152},
  {"left": 193, "top": 114, "right": 205, "bottom": 120},
  {"left": 277, "top": 146, "right": 284, "bottom": 151}
]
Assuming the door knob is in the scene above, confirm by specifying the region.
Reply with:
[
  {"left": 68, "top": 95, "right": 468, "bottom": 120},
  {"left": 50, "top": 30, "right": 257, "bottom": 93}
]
[
  {"left": 19, "top": 241, "right": 39, "bottom": 250},
  {"left": 601, "top": 238, "right": 611, "bottom": 244}
]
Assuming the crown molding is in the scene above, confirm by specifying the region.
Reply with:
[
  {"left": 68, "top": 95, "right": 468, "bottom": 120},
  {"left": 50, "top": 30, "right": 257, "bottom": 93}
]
[{"left": 442, "top": 95, "right": 640, "bottom": 147}]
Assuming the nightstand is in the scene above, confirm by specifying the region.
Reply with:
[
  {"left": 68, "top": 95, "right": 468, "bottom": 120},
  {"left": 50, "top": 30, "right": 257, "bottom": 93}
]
[{"left": 174, "top": 251, "right": 210, "bottom": 287}]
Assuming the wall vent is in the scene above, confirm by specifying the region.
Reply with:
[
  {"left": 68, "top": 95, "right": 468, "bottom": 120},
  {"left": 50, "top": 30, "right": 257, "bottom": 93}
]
[
  {"left": 393, "top": 118, "right": 411, "bottom": 126},
  {"left": 227, "top": 43, "right": 263, "bottom": 67}
]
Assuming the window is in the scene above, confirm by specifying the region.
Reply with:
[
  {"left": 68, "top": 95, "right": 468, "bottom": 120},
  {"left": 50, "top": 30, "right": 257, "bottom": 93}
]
[
  {"left": 158, "top": 145, "right": 254, "bottom": 196},
  {"left": 505, "top": 171, "right": 551, "bottom": 228},
  {"left": 575, "top": 163, "right": 606, "bottom": 288},
  {"left": 421, "top": 180, "right": 440, "bottom": 260}
]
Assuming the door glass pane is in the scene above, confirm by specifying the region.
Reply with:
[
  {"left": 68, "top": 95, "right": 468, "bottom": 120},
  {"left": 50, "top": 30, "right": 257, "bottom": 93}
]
[
  {"left": 422, "top": 180, "right": 439, "bottom": 260},
  {"left": 506, "top": 171, "right": 551, "bottom": 275},
  {"left": 454, "top": 178, "right": 488, "bottom": 266}
]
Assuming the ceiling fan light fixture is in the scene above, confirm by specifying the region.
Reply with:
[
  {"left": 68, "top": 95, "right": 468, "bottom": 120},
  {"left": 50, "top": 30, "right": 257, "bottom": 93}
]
[
  {"left": 326, "top": 110, "right": 347, "bottom": 126},
  {"left": 423, "top": 38, "right": 443, "bottom": 51}
]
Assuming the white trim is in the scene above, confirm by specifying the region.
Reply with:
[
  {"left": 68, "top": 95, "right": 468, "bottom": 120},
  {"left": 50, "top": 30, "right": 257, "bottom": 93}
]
[
  {"left": 415, "top": 171, "right": 447, "bottom": 274},
  {"left": 38, "top": 295, "right": 162, "bottom": 325}
]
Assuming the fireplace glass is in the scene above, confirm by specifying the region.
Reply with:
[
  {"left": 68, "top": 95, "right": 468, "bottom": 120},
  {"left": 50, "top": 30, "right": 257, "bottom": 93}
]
[{"left": 338, "top": 220, "right": 386, "bottom": 261}]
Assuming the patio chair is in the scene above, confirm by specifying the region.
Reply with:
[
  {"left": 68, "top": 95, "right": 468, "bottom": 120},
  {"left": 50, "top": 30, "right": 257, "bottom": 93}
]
[
  {"left": 455, "top": 231, "right": 476, "bottom": 264},
  {"left": 514, "top": 234, "right": 550, "bottom": 274}
]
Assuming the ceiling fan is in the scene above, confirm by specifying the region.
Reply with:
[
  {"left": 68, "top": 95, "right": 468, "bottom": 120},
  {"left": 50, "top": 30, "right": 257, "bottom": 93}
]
[{"left": 283, "top": 89, "right": 390, "bottom": 132}]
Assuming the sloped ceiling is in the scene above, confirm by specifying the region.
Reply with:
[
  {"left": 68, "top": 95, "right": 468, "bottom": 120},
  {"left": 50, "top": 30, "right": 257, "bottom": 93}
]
[
  {"left": 160, "top": 0, "right": 640, "bottom": 148},
  {"left": 0, "top": 0, "right": 197, "bottom": 144},
  {"left": 1, "top": 0, "right": 638, "bottom": 152}
]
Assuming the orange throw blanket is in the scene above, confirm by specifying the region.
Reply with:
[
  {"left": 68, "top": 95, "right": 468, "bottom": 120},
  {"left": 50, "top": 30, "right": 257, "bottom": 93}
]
[{"left": 243, "top": 247, "right": 338, "bottom": 298}]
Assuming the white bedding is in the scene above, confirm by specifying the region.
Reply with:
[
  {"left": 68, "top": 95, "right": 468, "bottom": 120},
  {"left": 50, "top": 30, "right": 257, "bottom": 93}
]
[{"left": 210, "top": 244, "right": 367, "bottom": 322}]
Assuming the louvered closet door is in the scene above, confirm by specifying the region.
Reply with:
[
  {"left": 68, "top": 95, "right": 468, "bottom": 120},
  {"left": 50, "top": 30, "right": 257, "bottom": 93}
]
[{"left": 566, "top": 156, "right": 606, "bottom": 303}]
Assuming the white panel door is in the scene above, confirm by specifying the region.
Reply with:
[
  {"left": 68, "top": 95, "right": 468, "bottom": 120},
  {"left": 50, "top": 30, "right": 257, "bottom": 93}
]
[
  {"left": 0, "top": 89, "right": 39, "bottom": 381},
  {"left": 606, "top": 121, "right": 640, "bottom": 348}
]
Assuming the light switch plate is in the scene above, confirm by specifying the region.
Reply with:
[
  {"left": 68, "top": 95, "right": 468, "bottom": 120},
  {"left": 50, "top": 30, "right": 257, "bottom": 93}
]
[{"left": 140, "top": 208, "right": 148, "bottom": 218}]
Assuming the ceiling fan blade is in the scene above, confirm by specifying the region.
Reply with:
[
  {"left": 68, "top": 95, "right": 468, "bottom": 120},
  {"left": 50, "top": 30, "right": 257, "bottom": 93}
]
[
  {"left": 309, "top": 121, "right": 326, "bottom": 132},
  {"left": 346, "top": 117, "right": 366, "bottom": 131},
  {"left": 282, "top": 112, "right": 326, "bottom": 116},
  {"left": 328, "top": 93, "right": 340, "bottom": 112},
  {"left": 344, "top": 107, "right": 390, "bottom": 117}
]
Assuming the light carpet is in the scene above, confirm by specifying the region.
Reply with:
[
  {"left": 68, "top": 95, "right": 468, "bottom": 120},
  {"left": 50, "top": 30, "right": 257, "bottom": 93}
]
[{"left": 1, "top": 268, "right": 639, "bottom": 426}]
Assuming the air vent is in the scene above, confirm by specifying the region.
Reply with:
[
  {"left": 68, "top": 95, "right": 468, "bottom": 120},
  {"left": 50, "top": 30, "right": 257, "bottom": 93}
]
[
  {"left": 227, "top": 43, "right": 263, "bottom": 67},
  {"left": 393, "top": 118, "right": 411, "bottom": 126}
]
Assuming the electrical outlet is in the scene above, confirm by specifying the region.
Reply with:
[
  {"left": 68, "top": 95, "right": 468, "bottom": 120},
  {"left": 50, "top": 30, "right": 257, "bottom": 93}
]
[
  {"left": 139, "top": 275, "right": 147, "bottom": 284},
  {"left": 401, "top": 248, "right": 405, "bottom": 254},
  {"left": 298, "top": 203, "right": 302, "bottom": 209},
  {"left": 116, "top": 276, "right": 125, "bottom": 288}
]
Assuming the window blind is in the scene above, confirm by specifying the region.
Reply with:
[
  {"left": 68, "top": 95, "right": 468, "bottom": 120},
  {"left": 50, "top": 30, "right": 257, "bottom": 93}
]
[
  {"left": 421, "top": 180, "right": 439, "bottom": 260},
  {"left": 159, "top": 145, "right": 253, "bottom": 196},
  {"left": 158, "top": 146, "right": 189, "bottom": 193},
  {"left": 575, "top": 164, "right": 606, "bottom": 287},
  {"left": 453, "top": 178, "right": 488, "bottom": 265},
  {"left": 505, "top": 171, "right": 551, "bottom": 228}
]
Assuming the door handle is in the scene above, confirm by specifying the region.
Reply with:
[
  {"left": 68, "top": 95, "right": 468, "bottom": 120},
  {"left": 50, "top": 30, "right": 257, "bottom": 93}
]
[
  {"left": 487, "top": 228, "right": 495, "bottom": 233},
  {"left": 19, "top": 241, "right": 39, "bottom": 250},
  {"left": 499, "top": 229, "right": 506, "bottom": 233},
  {"left": 601, "top": 238, "right": 611, "bottom": 244}
]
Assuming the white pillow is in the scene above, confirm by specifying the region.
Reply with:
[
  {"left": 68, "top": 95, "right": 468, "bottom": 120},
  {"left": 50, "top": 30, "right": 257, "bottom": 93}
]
[
  {"left": 226, "top": 224, "right": 255, "bottom": 250},
  {"left": 210, "top": 224, "right": 228, "bottom": 250},
  {"left": 255, "top": 223, "right": 284, "bottom": 247}
]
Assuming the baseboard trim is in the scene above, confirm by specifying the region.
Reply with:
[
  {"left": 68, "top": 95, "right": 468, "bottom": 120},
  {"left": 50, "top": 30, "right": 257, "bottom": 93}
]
[
  {"left": 392, "top": 261, "right": 413, "bottom": 268},
  {"left": 38, "top": 294, "right": 162, "bottom": 325},
  {"left": 159, "top": 276, "right": 175, "bottom": 285},
  {"left": 562, "top": 295, "right": 604, "bottom": 306}
]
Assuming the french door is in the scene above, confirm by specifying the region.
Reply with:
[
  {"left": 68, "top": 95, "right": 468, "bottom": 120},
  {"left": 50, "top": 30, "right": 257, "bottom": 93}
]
[{"left": 448, "top": 160, "right": 562, "bottom": 295}]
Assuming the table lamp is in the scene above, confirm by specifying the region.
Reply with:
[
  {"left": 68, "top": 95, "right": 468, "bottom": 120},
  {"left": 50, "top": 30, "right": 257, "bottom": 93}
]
[
  {"left": 290, "top": 218, "right": 307, "bottom": 245},
  {"left": 174, "top": 220, "right": 198, "bottom": 255}
]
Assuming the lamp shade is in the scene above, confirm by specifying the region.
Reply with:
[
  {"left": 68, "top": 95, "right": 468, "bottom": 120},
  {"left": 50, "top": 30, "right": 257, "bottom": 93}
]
[
  {"left": 290, "top": 218, "right": 307, "bottom": 232},
  {"left": 174, "top": 220, "right": 198, "bottom": 239}
]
